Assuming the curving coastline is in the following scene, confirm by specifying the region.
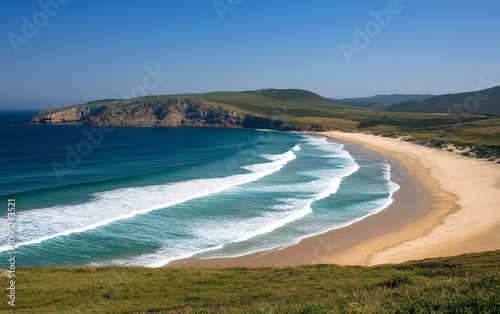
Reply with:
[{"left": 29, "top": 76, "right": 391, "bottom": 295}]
[{"left": 168, "top": 131, "right": 500, "bottom": 267}]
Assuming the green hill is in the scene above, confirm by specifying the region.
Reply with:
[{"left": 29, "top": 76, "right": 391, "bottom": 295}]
[
  {"left": 388, "top": 85, "right": 500, "bottom": 116},
  {"left": 336, "top": 94, "right": 435, "bottom": 110},
  {"left": 32, "top": 89, "right": 349, "bottom": 124},
  {"left": 192, "top": 88, "right": 350, "bottom": 115},
  {"left": 31, "top": 89, "right": 353, "bottom": 131},
  {"left": 4, "top": 250, "right": 500, "bottom": 313}
]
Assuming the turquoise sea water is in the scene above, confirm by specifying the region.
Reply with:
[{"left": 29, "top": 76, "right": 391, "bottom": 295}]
[{"left": 0, "top": 111, "right": 398, "bottom": 267}]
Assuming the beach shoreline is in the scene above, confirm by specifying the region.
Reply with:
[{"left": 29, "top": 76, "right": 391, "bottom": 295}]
[
  {"left": 319, "top": 131, "right": 500, "bottom": 265},
  {"left": 166, "top": 131, "right": 500, "bottom": 268}
]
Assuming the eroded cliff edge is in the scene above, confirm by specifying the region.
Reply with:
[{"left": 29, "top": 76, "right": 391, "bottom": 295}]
[{"left": 31, "top": 98, "right": 321, "bottom": 131}]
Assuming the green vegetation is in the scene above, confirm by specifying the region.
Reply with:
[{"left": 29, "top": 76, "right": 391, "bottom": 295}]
[
  {"left": 336, "top": 94, "right": 435, "bottom": 110},
  {"left": 357, "top": 116, "right": 500, "bottom": 159},
  {"left": 388, "top": 85, "right": 500, "bottom": 116},
  {"left": 193, "top": 89, "right": 349, "bottom": 117},
  {"left": 2, "top": 250, "right": 499, "bottom": 313}
]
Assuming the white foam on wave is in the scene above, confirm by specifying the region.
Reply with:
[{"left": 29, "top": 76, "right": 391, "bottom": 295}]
[
  {"left": 271, "top": 198, "right": 306, "bottom": 211},
  {"left": 224, "top": 161, "right": 400, "bottom": 262},
  {"left": 302, "top": 136, "right": 331, "bottom": 146},
  {"left": 254, "top": 128, "right": 276, "bottom": 132},
  {"left": 325, "top": 164, "right": 401, "bottom": 231},
  {"left": 115, "top": 197, "right": 317, "bottom": 268},
  {"left": 201, "top": 137, "right": 397, "bottom": 264},
  {"left": 382, "top": 163, "right": 401, "bottom": 194},
  {"left": 0, "top": 148, "right": 298, "bottom": 252},
  {"left": 114, "top": 137, "right": 362, "bottom": 267},
  {"left": 244, "top": 150, "right": 295, "bottom": 170}
]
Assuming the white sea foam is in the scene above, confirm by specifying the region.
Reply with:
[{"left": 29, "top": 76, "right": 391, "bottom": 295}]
[
  {"left": 8, "top": 133, "right": 396, "bottom": 269},
  {"left": 271, "top": 198, "right": 307, "bottom": 211},
  {"left": 316, "top": 162, "right": 401, "bottom": 231},
  {"left": 254, "top": 128, "right": 276, "bottom": 132},
  {"left": 112, "top": 137, "right": 362, "bottom": 267},
  {"left": 0, "top": 148, "right": 298, "bottom": 252},
  {"left": 114, "top": 198, "right": 317, "bottom": 267},
  {"left": 122, "top": 136, "right": 403, "bottom": 268},
  {"left": 216, "top": 161, "right": 400, "bottom": 262}
]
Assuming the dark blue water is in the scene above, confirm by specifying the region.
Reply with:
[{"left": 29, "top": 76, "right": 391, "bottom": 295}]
[{"left": 0, "top": 111, "right": 398, "bottom": 267}]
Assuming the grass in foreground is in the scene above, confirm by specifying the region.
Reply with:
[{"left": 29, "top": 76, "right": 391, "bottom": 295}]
[{"left": 2, "top": 250, "right": 499, "bottom": 313}]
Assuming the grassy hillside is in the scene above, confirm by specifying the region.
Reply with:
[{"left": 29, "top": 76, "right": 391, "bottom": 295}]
[
  {"left": 336, "top": 94, "right": 435, "bottom": 110},
  {"left": 388, "top": 85, "right": 500, "bottom": 116},
  {"left": 192, "top": 89, "right": 350, "bottom": 116},
  {"left": 33, "top": 89, "right": 348, "bottom": 120},
  {"left": 2, "top": 250, "right": 499, "bottom": 313}
]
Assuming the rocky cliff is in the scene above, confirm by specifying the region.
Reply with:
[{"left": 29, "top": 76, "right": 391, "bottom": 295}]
[
  {"left": 31, "top": 98, "right": 318, "bottom": 131},
  {"left": 31, "top": 105, "right": 107, "bottom": 123}
]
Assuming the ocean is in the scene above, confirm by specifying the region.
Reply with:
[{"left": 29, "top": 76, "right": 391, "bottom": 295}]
[{"left": 0, "top": 110, "right": 399, "bottom": 267}]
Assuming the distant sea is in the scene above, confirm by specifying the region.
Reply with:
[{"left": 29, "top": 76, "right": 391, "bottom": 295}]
[{"left": 0, "top": 110, "right": 398, "bottom": 267}]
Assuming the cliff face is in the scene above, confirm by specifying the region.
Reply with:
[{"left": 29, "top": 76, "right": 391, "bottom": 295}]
[
  {"left": 84, "top": 99, "right": 248, "bottom": 127},
  {"left": 31, "top": 98, "right": 316, "bottom": 131},
  {"left": 31, "top": 105, "right": 107, "bottom": 123}
]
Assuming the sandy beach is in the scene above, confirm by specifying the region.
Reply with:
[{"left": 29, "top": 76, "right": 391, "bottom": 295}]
[
  {"left": 169, "top": 131, "right": 500, "bottom": 268},
  {"left": 319, "top": 131, "right": 500, "bottom": 265}
]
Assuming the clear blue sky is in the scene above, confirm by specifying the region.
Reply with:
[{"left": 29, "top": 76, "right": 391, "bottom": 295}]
[{"left": 1, "top": 0, "right": 499, "bottom": 109}]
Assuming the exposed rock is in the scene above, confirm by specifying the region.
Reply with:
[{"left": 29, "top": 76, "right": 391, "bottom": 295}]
[
  {"left": 31, "top": 106, "right": 106, "bottom": 123},
  {"left": 30, "top": 98, "right": 323, "bottom": 131},
  {"left": 83, "top": 99, "right": 249, "bottom": 128}
]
